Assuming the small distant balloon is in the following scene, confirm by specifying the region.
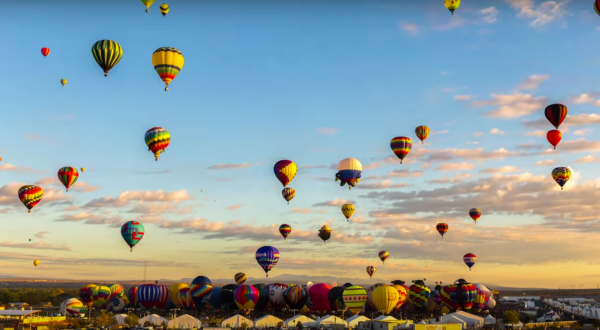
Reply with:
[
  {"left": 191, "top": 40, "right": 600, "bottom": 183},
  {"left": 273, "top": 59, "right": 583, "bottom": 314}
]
[
  {"left": 279, "top": 224, "right": 291, "bottom": 240},
  {"left": 145, "top": 127, "right": 170, "bottom": 161},
  {"left": 366, "top": 266, "right": 376, "bottom": 278},
  {"left": 318, "top": 225, "right": 331, "bottom": 243},
  {"left": 547, "top": 130, "right": 561, "bottom": 149},
  {"left": 463, "top": 253, "right": 476, "bottom": 271},
  {"left": 552, "top": 167, "right": 571, "bottom": 190},
  {"left": 81, "top": 167, "right": 86, "bottom": 172},
  {"left": 57, "top": 167, "right": 79, "bottom": 192},
  {"left": 545, "top": 104, "right": 568, "bottom": 129},
  {"left": 378, "top": 250, "right": 389, "bottom": 264},
  {"left": 390, "top": 137, "right": 412, "bottom": 164},
  {"left": 282, "top": 187, "right": 295, "bottom": 204},
  {"left": 436, "top": 223, "right": 448, "bottom": 238},
  {"left": 41, "top": 47, "right": 50, "bottom": 58},
  {"left": 234, "top": 272, "right": 247, "bottom": 285},
  {"left": 445, "top": 0, "right": 460, "bottom": 15},
  {"left": 415, "top": 125, "right": 430, "bottom": 144},
  {"left": 469, "top": 208, "right": 481, "bottom": 224},
  {"left": 341, "top": 204, "right": 355, "bottom": 221},
  {"left": 34, "top": 260, "right": 40, "bottom": 267},
  {"left": 160, "top": 3, "right": 169, "bottom": 16},
  {"left": 141, "top": 0, "right": 156, "bottom": 12},
  {"left": 60, "top": 79, "right": 68, "bottom": 86}
]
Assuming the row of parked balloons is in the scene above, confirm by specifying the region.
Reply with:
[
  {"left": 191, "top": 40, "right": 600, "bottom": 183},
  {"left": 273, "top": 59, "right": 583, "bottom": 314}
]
[{"left": 58, "top": 277, "right": 497, "bottom": 317}]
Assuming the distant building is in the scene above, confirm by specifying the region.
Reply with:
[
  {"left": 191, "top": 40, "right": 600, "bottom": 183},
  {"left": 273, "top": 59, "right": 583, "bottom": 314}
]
[{"left": 8, "top": 303, "right": 29, "bottom": 310}]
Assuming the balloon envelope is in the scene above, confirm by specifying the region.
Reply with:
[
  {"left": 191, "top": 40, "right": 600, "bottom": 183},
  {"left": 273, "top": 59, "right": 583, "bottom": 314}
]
[{"left": 308, "top": 283, "right": 332, "bottom": 312}]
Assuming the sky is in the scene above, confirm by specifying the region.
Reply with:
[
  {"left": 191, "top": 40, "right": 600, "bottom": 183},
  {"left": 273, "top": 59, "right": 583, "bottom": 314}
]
[{"left": 1, "top": 0, "right": 600, "bottom": 289}]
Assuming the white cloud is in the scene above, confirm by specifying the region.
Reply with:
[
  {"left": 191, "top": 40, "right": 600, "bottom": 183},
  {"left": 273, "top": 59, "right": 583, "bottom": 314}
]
[
  {"left": 577, "top": 155, "right": 598, "bottom": 164},
  {"left": 471, "top": 93, "right": 548, "bottom": 119},
  {"left": 317, "top": 128, "right": 340, "bottom": 135},
  {"left": 504, "top": 0, "right": 569, "bottom": 28},
  {"left": 516, "top": 74, "right": 549, "bottom": 90},
  {"left": 490, "top": 128, "right": 505, "bottom": 135},
  {"left": 571, "top": 93, "right": 600, "bottom": 106},
  {"left": 474, "top": 132, "right": 484, "bottom": 137},
  {"left": 536, "top": 159, "right": 555, "bottom": 166},
  {"left": 436, "top": 162, "right": 475, "bottom": 171},
  {"left": 400, "top": 23, "right": 418, "bottom": 35},
  {"left": 455, "top": 95, "right": 472, "bottom": 101},
  {"left": 479, "top": 7, "right": 500, "bottom": 24},
  {"left": 527, "top": 130, "right": 546, "bottom": 137}
]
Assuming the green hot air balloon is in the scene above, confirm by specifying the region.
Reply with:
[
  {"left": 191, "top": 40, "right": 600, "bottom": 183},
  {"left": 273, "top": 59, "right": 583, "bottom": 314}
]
[{"left": 91, "top": 40, "right": 123, "bottom": 77}]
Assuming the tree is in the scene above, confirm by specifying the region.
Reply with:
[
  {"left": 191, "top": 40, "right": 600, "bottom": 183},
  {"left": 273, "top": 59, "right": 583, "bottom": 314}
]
[
  {"left": 296, "top": 321, "right": 303, "bottom": 329},
  {"left": 125, "top": 314, "right": 140, "bottom": 328},
  {"left": 277, "top": 321, "right": 284, "bottom": 328},
  {"left": 241, "top": 322, "right": 249, "bottom": 330},
  {"left": 96, "top": 311, "right": 116, "bottom": 327},
  {"left": 503, "top": 311, "right": 520, "bottom": 325}
]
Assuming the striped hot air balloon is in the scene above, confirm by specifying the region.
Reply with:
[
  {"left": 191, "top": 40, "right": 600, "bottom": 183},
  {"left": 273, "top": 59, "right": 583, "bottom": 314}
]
[
  {"left": 18, "top": 185, "right": 43, "bottom": 213},
  {"left": 160, "top": 3, "right": 169, "bottom": 16},
  {"left": 178, "top": 287, "right": 194, "bottom": 310},
  {"left": 234, "top": 272, "right": 247, "bottom": 285},
  {"left": 409, "top": 279, "right": 431, "bottom": 308},
  {"left": 390, "top": 137, "right": 412, "bottom": 164},
  {"left": 145, "top": 127, "right": 170, "bottom": 161},
  {"left": 544, "top": 104, "right": 568, "bottom": 129},
  {"left": 552, "top": 167, "right": 571, "bottom": 190},
  {"left": 378, "top": 250, "right": 389, "bottom": 264},
  {"left": 127, "top": 286, "right": 138, "bottom": 308},
  {"left": 463, "top": 253, "right": 477, "bottom": 270},
  {"left": 284, "top": 285, "right": 308, "bottom": 310},
  {"left": 91, "top": 40, "right": 123, "bottom": 77},
  {"left": 440, "top": 279, "right": 478, "bottom": 311},
  {"left": 415, "top": 125, "right": 430, "bottom": 144},
  {"left": 343, "top": 286, "right": 367, "bottom": 315},
  {"left": 366, "top": 266, "right": 376, "bottom": 279},
  {"left": 279, "top": 224, "right": 291, "bottom": 240},
  {"left": 79, "top": 284, "right": 97, "bottom": 307},
  {"left": 282, "top": 187, "right": 295, "bottom": 204},
  {"left": 274, "top": 160, "right": 297, "bottom": 187},
  {"left": 152, "top": 47, "right": 184, "bottom": 91},
  {"left": 108, "top": 284, "right": 124, "bottom": 301},
  {"left": 137, "top": 284, "right": 163, "bottom": 309}
]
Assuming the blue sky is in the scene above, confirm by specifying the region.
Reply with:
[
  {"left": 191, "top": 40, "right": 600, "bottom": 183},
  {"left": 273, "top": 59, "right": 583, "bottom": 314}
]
[{"left": 0, "top": 0, "right": 599, "bottom": 288}]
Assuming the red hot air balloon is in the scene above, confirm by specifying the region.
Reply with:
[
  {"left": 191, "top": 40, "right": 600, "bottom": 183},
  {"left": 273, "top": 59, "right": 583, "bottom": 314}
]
[
  {"left": 41, "top": 47, "right": 50, "bottom": 58},
  {"left": 544, "top": 104, "right": 568, "bottom": 129},
  {"left": 279, "top": 224, "right": 291, "bottom": 240},
  {"left": 547, "top": 130, "right": 561, "bottom": 149},
  {"left": 436, "top": 223, "right": 448, "bottom": 238}
]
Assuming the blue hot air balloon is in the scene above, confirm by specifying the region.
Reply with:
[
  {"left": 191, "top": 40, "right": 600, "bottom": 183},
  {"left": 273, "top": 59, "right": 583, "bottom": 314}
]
[
  {"left": 190, "top": 276, "right": 213, "bottom": 312},
  {"left": 335, "top": 158, "right": 362, "bottom": 189},
  {"left": 207, "top": 286, "right": 222, "bottom": 310},
  {"left": 121, "top": 221, "right": 145, "bottom": 252},
  {"left": 256, "top": 246, "right": 280, "bottom": 278}
]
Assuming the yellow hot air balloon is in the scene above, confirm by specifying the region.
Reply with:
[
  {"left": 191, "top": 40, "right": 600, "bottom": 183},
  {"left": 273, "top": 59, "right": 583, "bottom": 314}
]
[
  {"left": 81, "top": 167, "right": 86, "bottom": 172},
  {"left": 445, "top": 0, "right": 460, "bottom": 15},
  {"left": 341, "top": 204, "right": 355, "bottom": 221},
  {"left": 160, "top": 3, "right": 169, "bottom": 16},
  {"left": 170, "top": 283, "right": 188, "bottom": 307},
  {"left": 152, "top": 47, "right": 184, "bottom": 91},
  {"left": 318, "top": 225, "right": 332, "bottom": 243},
  {"left": 33, "top": 260, "right": 40, "bottom": 267},
  {"left": 372, "top": 285, "right": 399, "bottom": 315},
  {"left": 141, "top": 0, "right": 156, "bottom": 12},
  {"left": 60, "top": 79, "right": 68, "bottom": 86}
]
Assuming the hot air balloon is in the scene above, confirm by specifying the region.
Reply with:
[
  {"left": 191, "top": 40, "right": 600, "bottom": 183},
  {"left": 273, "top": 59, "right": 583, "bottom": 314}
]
[
  {"left": 274, "top": 160, "right": 297, "bottom": 187},
  {"left": 60, "top": 79, "right": 68, "bottom": 86},
  {"left": 57, "top": 166, "right": 79, "bottom": 192},
  {"left": 545, "top": 104, "right": 568, "bottom": 129},
  {"left": 318, "top": 225, "right": 331, "bottom": 243},
  {"left": 178, "top": 288, "right": 195, "bottom": 310},
  {"left": 472, "top": 287, "right": 491, "bottom": 313},
  {"left": 469, "top": 208, "right": 481, "bottom": 224},
  {"left": 33, "top": 260, "right": 40, "bottom": 267},
  {"left": 141, "top": 0, "right": 156, "bottom": 12},
  {"left": 220, "top": 284, "right": 239, "bottom": 311},
  {"left": 372, "top": 286, "right": 399, "bottom": 315},
  {"left": 366, "top": 266, "right": 376, "bottom": 278},
  {"left": 366, "top": 283, "right": 386, "bottom": 310},
  {"left": 81, "top": 167, "right": 86, "bottom": 172},
  {"left": 152, "top": 47, "right": 184, "bottom": 91},
  {"left": 160, "top": 3, "right": 169, "bottom": 16},
  {"left": 91, "top": 40, "right": 123, "bottom": 77},
  {"left": 256, "top": 246, "right": 279, "bottom": 277},
  {"left": 268, "top": 283, "right": 288, "bottom": 309},
  {"left": 409, "top": 279, "right": 431, "bottom": 309},
  {"left": 440, "top": 279, "right": 477, "bottom": 311},
  {"left": 390, "top": 137, "right": 412, "bottom": 164},
  {"left": 253, "top": 284, "right": 269, "bottom": 311},
  {"left": 284, "top": 285, "right": 309, "bottom": 310},
  {"left": 282, "top": 187, "right": 295, "bottom": 204},
  {"left": 233, "top": 285, "right": 259, "bottom": 315},
  {"left": 308, "top": 283, "right": 332, "bottom": 313},
  {"left": 436, "top": 223, "right": 448, "bottom": 238},
  {"left": 415, "top": 125, "right": 430, "bottom": 144},
  {"left": 80, "top": 285, "right": 97, "bottom": 307},
  {"left": 108, "top": 284, "right": 124, "bottom": 301},
  {"left": 234, "top": 273, "right": 247, "bottom": 285},
  {"left": 145, "top": 127, "right": 170, "bottom": 161},
  {"left": 341, "top": 204, "right": 355, "bottom": 221},
  {"left": 552, "top": 167, "right": 571, "bottom": 190},
  {"left": 127, "top": 286, "right": 138, "bottom": 308},
  {"left": 463, "top": 253, "right": 477, "bottom": 270},
  {"left": 335, "top": 158, "right": 362, "bottom": 189},
  {"left": 137, "top": 284, "right": 160, "bottom": 309},
  {"left": 18, "top": 185, "right": 43, "bottom": 213},
  {"left": 343, "top": 286, "right": 367, "bottom": 315},
  {"left": 279, "top": 224, "right": 291, "bottom": 240},
  {"left": 60, "top": 298, "right": 85, "bottom": 316},
  {"left": 106, "top": 298, "right": 127, "bottom": 313},
  {"left": 596, "top": 0, "right": 600, "bottom": 16},
  {"left": 190, "top": 276, "right": 212, "bottom": 312},
  {"left": 445, "top": 0, "right": 460, "bottom": 15},
  {"left": 170, "top": 283, "right": 188, "bottom": 307},
  {"left": 378, "top": 250, "right": 389, "bottom": 264},
  {"left": 328, "top": 286, "right": 346, "bottom": 312},
  {"left": 547, "top": 130, "right": 562, "bottom": 149},
  {"left": 121, "top": 221, "right": 145, "bottom": 252},
  {"left": 92, "top": 285, "right": 111, "bottom": 309},
  {"left": 41, "top": 47, "right": 50, "bottom": 58},
  {"left": 390, "top": 284, "right": 408, "bottom": 313}
]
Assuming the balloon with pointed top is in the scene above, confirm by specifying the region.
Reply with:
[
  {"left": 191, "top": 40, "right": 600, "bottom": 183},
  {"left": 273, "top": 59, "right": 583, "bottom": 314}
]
[
  {"left": 256, "top": 246, "right": 279, "bottom": 278},
  {"left": 41, "top": 47, "right": 50, "bottom": 58},
  {"left": 469, "top": 208, "right": 481, "bottom": 224},
  {"left": 234, "top": 272, "right": 247, "bottom": 285},
  {"left": 152, "top": 47, "right": 184, "bottom": 91},
  {"left": 282, "top": 187, "right": 295, "bottom": 204},
  {"left": 463, "top": 253, "right": 477, "bottom": 270},
  {"left": 57, "top": 167, "right": 79, "bottom": 192},
  {"left": 366, "top": 266, "right": 376, "bottom": 278},
  {"left": 415, "top": 125, "right": 430, "bottom": 144},
  {"left": 140, "top": 0, "right": 156, "bottom": 12},
  {"left": 91, "top": 40, "right": 123, "bottom": 77},
  {"left": 390, "top": 137, "right": 412, "bottom": 164},
  {"left": 341, "top": 204, "right": 355, "bottom": 221},
  {"left": 445, "top": 0, "right": 460, "bottom": 15},
  {"left": 60, "top": 79, "right": 68, "bottom": 86},
  {"left": 160, "top": 3, "right": 169, "bottom": 16},
  {"left": 547, "top": 130, "right": 562, "bottom": 149},
  {"left": 274, "top": 160, "right": 297, "bottom": 187},
  {"left": 318, "top": 225, "right": 331, "bottom": 243},
  {"left": 279, "top": 224, "right": 291, "bottom": 240},
  {"left": 121, "top": 221, "right": 145, "bottom": 252},
  {"left": 145, "top": 127, "right": 170, "bottom": 161},
  {"left": 18, "top": 185, "right": 43, "bottom": 213},
  {"left": 378, "top": 250, "right": 389, "bottom": 264},
  {"left": 552, "top": 167, "right": 571, "bottom": 190},
  {"left": 335, "top": 158, "right": 362, "bottom": 189},
  {"left": 436, "top": 223, "right": 448, "bottom": 238}
]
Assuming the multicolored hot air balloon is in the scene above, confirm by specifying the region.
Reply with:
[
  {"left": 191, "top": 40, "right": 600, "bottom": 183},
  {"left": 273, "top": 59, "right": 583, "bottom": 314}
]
[
  {"left": 463, "top": 253, "right": 477, "bottom": 270},
  {"left": 234, "top": 285, "right": 259, "bottom": 314},
  {"left": 234, "top": 273, "right": 247, "bottom": 285},
  {"left": 343, "top": 286, "right": 367, "bottom": 315},
  {"left": 127, "top": 286, "right": 138, "bottom": 308},
  {"left": 472, "top": 286, "right": 492, "bottom": 313},
  {"left": 341, "top": 204, "right": 355, "bottom": 221},
  {"left": 80, "top": 284, "right": 97, "bottom": 307},
  {"left": 91, "top": 40, "right": 123, "bottom": 77},
  {"left": 378, "top": 250, "right": 389, "bottom": 264},
  {"left": 140, "top": 0, "right": 156, "bottom": 12},
  {"left": 152, "top": 47, "right": 184, "bottom": 91},
  {"left": 440, "top": 279, "right": 477, "bottom": 311},
  {"left": 328, "top": 286, "right": 346, "bottom": 312},
  {"left": 256, "top": 246, "right": 279, "bottom": 277},
  {"left": 409, "top": 279, "right": 431, "bottom": 308},
  {"left": 436, "top": 223, "right": 448, "bottom": 238},
  {"left": 170, "top": 283, "right": 188, "bottom": 307},
  {"left": 335, "top": 158, "right": 362, "bottom": 189},
  {"left": 160, "top": 3, "right": 169, "bottom": 16},
  {"left": 60, "top": 298, "right": 85, "bottom": 316},
  {"left": 445, "top": 0, "right": 460, "bottom": 15},
  {"left": 33, "top": 260, "right": 40, "bottom": 267},
  {"left": 121, "top": 221, "right": 145, "bottom": 252},
  {"left": 57, "top": 167, "right": 79, "bottom": 192},
  {"left": 92, "top": 285, "right": 111, "bottom": 309},
  {"left": 178, "top": 287, "right": 194, "bottom": 310},
  {"left": 190, "top": 276, "right": 212, "bottom": 312},
  {"left": 366, "top": 283, "right": 386, "bottom": 310},
  {"left": 415, "top": 125, "right": 430, "bottom": 144},
  {"left": 41, "top": 47, "right": 50, "bottom": 57},
  {"left": 274, "top": 160, "right": 297, "bottom": 187},
  {"left": 279, "top": 224, "right": 291, "bottom": 240},
  {"left": 108, "top": 284, "right": 124, "bottom": 301},
  {"left": 547, "top": 130, "right": 562, "bottom": 149},
  {"left": 366, "top": 266, "right": 376, "bottom": 278},
  {"left": 145, "top": 127, "right": 170, "bottom": 161},
  {"left": 308, "top": 283, "right": 332, "bottom": 312},
  {"left": 545, "top": 104, "right": 568, "bottom": 129},
  {"left": 390, "top": 284, "right": 408, "bottom": 313},
  {"left": 552, "top": 167, "right": 571, "bottom": 190},
  {"left": 372, "top": 286, "right": 399, "bottom": 315},
  {"left": 318, "top": 225, "right": 331, "bottom": 243},
  {"left": 469, "top": 208, "right": 481, "bottom": 224},
  {"left": 268, "top": 283, "right": 288, "bottom": 309},
  {"left": 18, "top": 185, "right": 43, "bottom": 213},
  {"left": 284, "top": 285, "right": 309, "bottom": 310},
  {"left": 60, "top": 79, "right": 68, "bottom": 86},
  {"left": 390, "top": 137, "right": 412, "bottom": 164},
  {"left": 282, "top": 187, "right": 295, "bottom": 204}
]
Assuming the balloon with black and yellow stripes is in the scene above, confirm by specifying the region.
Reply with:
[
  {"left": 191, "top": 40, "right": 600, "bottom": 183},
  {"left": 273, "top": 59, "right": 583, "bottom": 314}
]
[{"left": 91, "top": 40, "right": 123, "bottom": 77}]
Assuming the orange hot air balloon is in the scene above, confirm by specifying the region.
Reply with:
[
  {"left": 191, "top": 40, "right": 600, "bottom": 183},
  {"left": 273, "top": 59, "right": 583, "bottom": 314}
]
[
  {"left": 547, "top": 130, "right": 561, "bottom": 149},
  {"left": 436, "top": 223, "right": 448, "bottom": 238},
  {"left": 41, "top": 47, "right": 50, "bottom": 58}
]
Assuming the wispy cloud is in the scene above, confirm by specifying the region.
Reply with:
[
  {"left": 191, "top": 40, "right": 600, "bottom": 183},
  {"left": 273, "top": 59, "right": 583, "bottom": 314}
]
[
  {"left": 516, "top": 74, "right": 549, "bottom": 90},
  {"left": 0, "top": 241, "right": 71, "bottom": 251},
  {"left": 504, "top": 0, "right": 569, "bottom": 28},
  {"left": 313, "top": 199, "right": 356, "bottom": 207},
  {"left": 400, "top": 23, "right": 419, "bottom": 35},
  {"left": 207, "top": 163, "right": 259, "bottom": 170},
  {"left": 472, "top": 93, "right": 548, "bottom": 119},
  {"left": 34, "top": 231, "right": 49, "bottom": 239},
  {"left": 490, "top": 128, "right": 505, "bottom": 135},
  {"left": 454, "top": 95, "right": 472, "bottom": 101}
]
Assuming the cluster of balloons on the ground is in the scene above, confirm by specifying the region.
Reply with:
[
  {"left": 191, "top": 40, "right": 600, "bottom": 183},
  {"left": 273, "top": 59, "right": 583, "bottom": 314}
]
[{"left": 61, "top": 277, "right": 496, "bottom": 318}]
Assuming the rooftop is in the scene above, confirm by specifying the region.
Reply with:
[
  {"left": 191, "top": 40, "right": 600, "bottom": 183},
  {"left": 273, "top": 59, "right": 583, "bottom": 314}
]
[{"left": 0, "top": 310, "right": 41, "bottom": 317}]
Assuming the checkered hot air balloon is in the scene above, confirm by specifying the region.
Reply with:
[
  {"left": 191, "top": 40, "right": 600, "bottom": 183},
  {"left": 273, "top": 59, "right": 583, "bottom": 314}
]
[
  {"left": 440, "top": 279, "right": 478, "bottom": 312},
  {"left": 390, "top": 137, "right": 412, "bottom": 164},
  {"left": 274, "top": 160, "right": 297, "bottom": 187},
  {"left": 190, "top": 276, "right": 213, "bottom": 312},
  {"left": 409, "top": 279, "right": 431, "bottom": 308},
  {"left": 121, "top": 221, "right": 145, "bottom": 252}
]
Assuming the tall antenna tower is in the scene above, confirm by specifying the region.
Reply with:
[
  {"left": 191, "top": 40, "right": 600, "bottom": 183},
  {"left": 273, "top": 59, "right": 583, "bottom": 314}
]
[{"left": 144, "top": 262, "right": 147, "bottom": 282}]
